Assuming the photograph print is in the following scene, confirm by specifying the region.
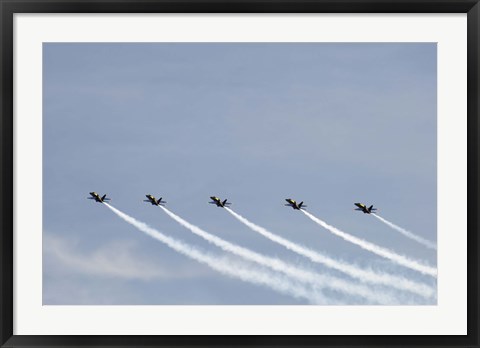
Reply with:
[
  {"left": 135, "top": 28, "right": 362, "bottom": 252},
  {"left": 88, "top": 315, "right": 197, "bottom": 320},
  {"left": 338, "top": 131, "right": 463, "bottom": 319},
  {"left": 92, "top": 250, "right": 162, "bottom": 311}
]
[{"left": 42, "top": 42, "right": 437, "bottom": 305}]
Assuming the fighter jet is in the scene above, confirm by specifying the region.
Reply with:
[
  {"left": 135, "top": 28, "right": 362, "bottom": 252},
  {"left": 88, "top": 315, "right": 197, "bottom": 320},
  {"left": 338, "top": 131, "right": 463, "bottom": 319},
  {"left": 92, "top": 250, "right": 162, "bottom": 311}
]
[
  {"left": 88, "top": 192, "right": 111, "bottom": 203},
  {"left": 144, "top": 194, "right": 166, "bottom": 206},
  {"left": 285, "top": 198, "right": 306, "bottom": 210},
  {"left": 209, "top": 196, "right": 231, "bottom": 208},
  {"left": 354, "top": 203, "right": 377, "bottom": 214}
]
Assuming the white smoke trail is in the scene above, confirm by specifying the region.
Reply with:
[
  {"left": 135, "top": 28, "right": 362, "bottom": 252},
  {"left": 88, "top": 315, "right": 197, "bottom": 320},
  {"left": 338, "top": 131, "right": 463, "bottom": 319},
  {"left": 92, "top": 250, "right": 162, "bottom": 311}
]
[
  {"left": 225, "top": 208, "right": 435, "bottom": 299},
  {"left": 301, "top": 210, "right": 437, "bottom": 278},
  {"left": 372, "top": 214, "right": 437, "bottom": 250},
  {"left": 159, "top": 206, "right": 398, "bottom": 304},
  {"left": 104, "top": 203, "right": 325, "bottom": 304}
]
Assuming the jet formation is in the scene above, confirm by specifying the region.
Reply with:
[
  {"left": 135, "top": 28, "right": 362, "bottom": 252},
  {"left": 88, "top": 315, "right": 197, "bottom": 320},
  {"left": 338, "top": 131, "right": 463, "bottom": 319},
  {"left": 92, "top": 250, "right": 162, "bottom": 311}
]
[{"left": 88, "top": 192, "right": 377, "bottom": 215}]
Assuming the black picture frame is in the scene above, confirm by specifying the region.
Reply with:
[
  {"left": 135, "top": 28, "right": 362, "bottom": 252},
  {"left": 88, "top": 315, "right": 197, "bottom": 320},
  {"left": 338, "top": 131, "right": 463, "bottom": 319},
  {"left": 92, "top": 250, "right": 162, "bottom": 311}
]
[{"left": 1, "top": 1, "right": 478, "bottom": 347}]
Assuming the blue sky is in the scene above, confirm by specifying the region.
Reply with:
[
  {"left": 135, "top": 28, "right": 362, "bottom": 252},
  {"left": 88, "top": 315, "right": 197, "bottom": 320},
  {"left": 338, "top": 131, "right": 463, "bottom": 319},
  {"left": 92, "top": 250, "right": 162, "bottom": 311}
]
[{"left": 43, "top": 43, "right": 437, "bottom": 305}]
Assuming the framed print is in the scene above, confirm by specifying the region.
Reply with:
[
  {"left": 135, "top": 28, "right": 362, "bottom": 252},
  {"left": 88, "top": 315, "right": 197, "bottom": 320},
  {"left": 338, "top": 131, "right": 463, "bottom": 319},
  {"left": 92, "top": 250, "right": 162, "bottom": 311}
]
[{"left": 1, "top": 0, "right": 479, "bottom": 347}]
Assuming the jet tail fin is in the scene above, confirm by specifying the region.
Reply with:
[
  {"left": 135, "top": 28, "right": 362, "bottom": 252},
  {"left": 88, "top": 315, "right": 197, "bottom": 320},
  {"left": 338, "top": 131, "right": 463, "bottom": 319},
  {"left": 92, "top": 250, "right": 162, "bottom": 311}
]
[
  {"left": 222, "top": 199, "right": 227, "bottom": 206},
  {"left": 101, "top": 194, "right": 107, "bottom": 201},
  {"left": 299, "top": 201, "right": 303, "bottom": 208},
  {"left": 368, "top": 205, "right": 374, "bottom": 212},
  {"left": 158, "top": 198, "right": 162, "bottom": 204}
]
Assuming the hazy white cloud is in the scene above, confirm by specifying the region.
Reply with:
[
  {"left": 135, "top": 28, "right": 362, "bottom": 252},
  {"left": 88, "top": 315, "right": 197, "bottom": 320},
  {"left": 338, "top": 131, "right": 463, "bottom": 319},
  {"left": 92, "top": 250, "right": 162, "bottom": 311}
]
[{"left": 43, "top": 233, "right": 208, "bottom": 281}]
